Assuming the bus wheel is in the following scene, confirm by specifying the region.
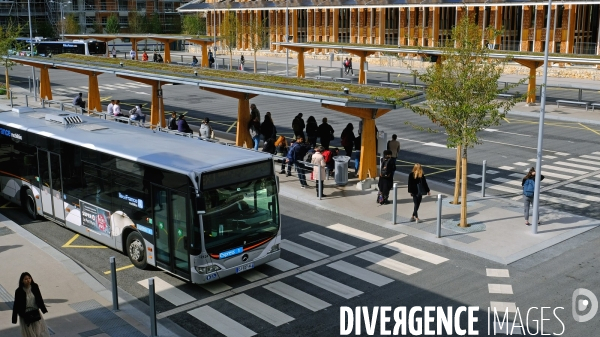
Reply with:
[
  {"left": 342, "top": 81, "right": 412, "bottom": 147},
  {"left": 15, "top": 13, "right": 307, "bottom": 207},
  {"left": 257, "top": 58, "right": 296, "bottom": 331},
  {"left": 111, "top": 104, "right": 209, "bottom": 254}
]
[
  {"left": 126, "top": 232, "right": 147, "bottom": 269},
  {"left": 23, "top": 189, "right": 37, "bottom": 220}
]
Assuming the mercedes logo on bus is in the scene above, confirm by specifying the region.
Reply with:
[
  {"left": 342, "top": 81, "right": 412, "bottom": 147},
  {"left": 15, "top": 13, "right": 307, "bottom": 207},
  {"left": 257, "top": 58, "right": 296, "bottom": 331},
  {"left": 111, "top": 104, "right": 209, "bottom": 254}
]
[{"left": 241, "top": 254, "right": 249, "bottom": 262}]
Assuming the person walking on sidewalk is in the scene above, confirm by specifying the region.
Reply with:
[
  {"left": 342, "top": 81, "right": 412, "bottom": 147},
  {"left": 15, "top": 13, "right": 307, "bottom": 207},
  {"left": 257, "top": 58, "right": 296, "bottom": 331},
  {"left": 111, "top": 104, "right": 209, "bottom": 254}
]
[
  {"left": 287, "top": 136, "right": 310, "bottom": 188},
  {"left": 249, "top": 116, "right": 261, "bottom": 150},
  {"left": 377, "top": 150, "right": 396, "bottom": 205},
  {"left": 408, "top": 163, "right": 430, "bottom": 222},
  {"left": 275, "top": 135, "right": 289, "bottom": 174},
  {"left": 317, "top": 117, "right": 334, "bottom": 149},
  {"left": 311, "top": 146, "right": 327, "bottom": 197},
  {"left": 522, "top": 167, "right": 545, "bottom": 226},
  {"left": 387, "top": 134, "right": 401, "bottom": 159},
  {"left": 12, "top": 272, "right": 50, "bottom": 337}
]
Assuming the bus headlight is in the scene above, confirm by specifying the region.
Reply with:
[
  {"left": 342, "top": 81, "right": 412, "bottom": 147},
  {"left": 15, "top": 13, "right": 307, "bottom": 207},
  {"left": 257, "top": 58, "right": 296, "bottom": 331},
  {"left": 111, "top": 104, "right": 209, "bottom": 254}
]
[
  {"left": 269, "top": 244, "right": 280, "bottom": 253},
  {"left": 195, "top": 265, "right": 221, "bottom": 274}
]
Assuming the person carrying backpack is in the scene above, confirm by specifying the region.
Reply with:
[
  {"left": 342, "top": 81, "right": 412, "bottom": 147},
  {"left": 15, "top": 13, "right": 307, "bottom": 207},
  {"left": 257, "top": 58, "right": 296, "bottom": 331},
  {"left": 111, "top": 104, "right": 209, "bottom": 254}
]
[{"left": 522, "top": 167, "right": 545, "bottom": 226}]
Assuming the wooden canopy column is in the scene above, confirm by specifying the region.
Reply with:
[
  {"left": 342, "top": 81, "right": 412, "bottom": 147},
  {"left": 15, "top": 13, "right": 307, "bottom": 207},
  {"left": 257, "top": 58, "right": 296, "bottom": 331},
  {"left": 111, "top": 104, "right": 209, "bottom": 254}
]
[
  {"left": 9, "top": 59, "right": 52, "bottom": 99},
  {"left": 189, "top": 39, "right": 215, "bottom": 67},
  {"left": 152, "top": 38, "right": 181, "bottom": 63},
  {"left": 61, "top": 68, "right": 103, "bottom": 112},
  {"left": 117, "top": 75, "right": 169, "bottom": 127},
  {"left": 200, "top": 87, "right": 258, "bottom": 147},
  {"left": 282, "top": 46, "right": 314, "bottom": 78},
  {"left": 322, "top": 104, "right": 391, "bottom": 180},
  {"left": 131, "top": 38, "right": 141, "bottom": 60},
  {"left": 344, "top": 49, "right": 377, "bottom": 84},
  {"left": 514, "top": 59, "right": 544, "bottom": 104}
]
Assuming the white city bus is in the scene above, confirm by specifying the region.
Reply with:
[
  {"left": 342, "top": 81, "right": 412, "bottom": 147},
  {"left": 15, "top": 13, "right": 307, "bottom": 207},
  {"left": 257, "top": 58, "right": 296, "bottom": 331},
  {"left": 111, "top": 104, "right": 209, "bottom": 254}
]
[{"left": 0, "top": 107, "right": 281, "bottom": 283}]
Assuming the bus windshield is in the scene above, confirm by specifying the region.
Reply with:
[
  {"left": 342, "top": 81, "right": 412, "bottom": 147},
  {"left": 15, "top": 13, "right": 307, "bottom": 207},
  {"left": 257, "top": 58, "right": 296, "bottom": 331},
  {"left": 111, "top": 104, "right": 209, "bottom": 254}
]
[{"left": 202, "top": 176, "right": 279, "bottom": 254}]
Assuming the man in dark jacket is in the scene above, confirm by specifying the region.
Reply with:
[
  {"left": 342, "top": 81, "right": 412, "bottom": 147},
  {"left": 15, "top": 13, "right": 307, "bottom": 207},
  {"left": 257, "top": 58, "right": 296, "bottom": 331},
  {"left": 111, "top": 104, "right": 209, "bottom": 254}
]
[
  {"left": 317, "top": 117, "right": 334, "bottom": 149},
  {"left": 168, "top": 112, "right": 178, "bottom": 130},
  {"left": 250, "top": 104, "right": 260, "bottom": 123},
  {"left": 73, "top": 92, "right": 86, "bottom": 111},
  {"left": 286, "top": 136, "right": 310, "bottom": 187},
  {"left": 177, "top": 114, "right": 193, "bottom": 134},
  {"left": 292, "top": 113, "right": 305, "bottom": 140}
]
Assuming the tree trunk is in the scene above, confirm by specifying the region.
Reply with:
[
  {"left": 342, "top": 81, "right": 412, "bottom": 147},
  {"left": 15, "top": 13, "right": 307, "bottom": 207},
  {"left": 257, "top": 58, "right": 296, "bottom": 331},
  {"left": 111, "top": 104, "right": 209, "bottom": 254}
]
[
  {"left": 254, "top": 51, "right": 257, "bottom": 74},
  {"left": 229, "top": 52, "right": 233, "bottom": 70},
  {"left": 5, "top": 68, "right": 10, "bottom": 99},
  {"left": 459, "top": 148, "right": 469, "bottom": 227},
  {"left": 451, "top": 145, "right": 461, "bottom": 204}
]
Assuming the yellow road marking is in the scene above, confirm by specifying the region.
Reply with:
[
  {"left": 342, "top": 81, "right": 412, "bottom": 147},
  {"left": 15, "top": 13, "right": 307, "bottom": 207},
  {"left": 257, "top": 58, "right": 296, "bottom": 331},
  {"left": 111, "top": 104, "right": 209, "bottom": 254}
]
[
  {"left": 62, "top": 234, "right": 107, "bottom": 249},
  {"left": 1, "top": 201, "right": 12, "bottom": 208},
  {"left": 578, "top": 123, "right": 600, "bottom": 136},
  {"left": 427, "top": 168, "right": 457, "bottom": 176},
  {"left": 226, "top": 121, "right": 237, "bottom": 133},
  {"left": 503, "top": 117, "right": 510, "bottom": 123},
  {"left": 104, "top": 264, "right": 134, "bottom": 274}
]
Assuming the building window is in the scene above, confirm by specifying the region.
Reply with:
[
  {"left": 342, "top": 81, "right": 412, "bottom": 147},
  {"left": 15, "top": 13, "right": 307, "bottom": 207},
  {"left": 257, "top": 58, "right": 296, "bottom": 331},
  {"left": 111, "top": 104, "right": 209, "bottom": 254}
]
[
  {"left": 101, "top": 0, "right": 106, "bottom": 11},
  {"left": 164, "top": 2, "right": 174, "bottom": 12},
  {"left": 119, "top": 16, "right": 128, "bottom": 25},
  {"left": 136, "top": 1, "right": 146, "bottom": 11},
  {"left": 102, "top": 17, "right": 107, "bottom": 24},
  {"left": 297, "top": 9, "right": 307, "bottom": 43},
  {"left": 118, "top": 0, "right": 128, "bottom": 11},
  {"left": 555, "top": 41, "right": 561, "bottom": 53},
  {"left": 529, "top": 6, "right": 535, "bottom": 28},
  {"left": 556, "top": 5, "right": 564, "bottom": 28}
]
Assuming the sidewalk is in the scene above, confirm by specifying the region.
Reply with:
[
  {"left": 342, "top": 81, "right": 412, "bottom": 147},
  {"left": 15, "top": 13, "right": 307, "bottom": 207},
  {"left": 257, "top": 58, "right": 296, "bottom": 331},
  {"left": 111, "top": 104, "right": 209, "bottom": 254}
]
[{"left": 0, "top": 213, "right": 192, "bottom": 337}]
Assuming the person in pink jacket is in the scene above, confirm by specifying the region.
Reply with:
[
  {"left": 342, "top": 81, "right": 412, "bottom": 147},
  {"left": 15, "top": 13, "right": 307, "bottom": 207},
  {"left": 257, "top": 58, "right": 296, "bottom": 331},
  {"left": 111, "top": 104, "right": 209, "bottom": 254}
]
[{"left": 311, "top": 146, "right": 327, "bottom": 197}]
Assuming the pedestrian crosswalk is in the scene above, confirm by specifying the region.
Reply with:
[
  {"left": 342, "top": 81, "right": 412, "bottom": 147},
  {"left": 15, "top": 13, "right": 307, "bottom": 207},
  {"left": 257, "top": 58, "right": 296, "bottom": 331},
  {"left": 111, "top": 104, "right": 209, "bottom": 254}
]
[
  {"left": 51, "top": 82, "right": 152, "bottom": 96},
  {"left": 133, "top": 223, "right": 449, "bottom": 337},
  {"left": 466, "top": 151, "right": 600, "bottom": 209}
]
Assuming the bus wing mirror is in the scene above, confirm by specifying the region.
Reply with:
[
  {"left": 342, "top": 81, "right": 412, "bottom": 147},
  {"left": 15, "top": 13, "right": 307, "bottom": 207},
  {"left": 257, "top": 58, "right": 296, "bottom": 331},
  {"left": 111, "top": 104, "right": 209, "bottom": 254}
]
[{"left": 196, "top": 193, "right": 206, "bottom": 214}]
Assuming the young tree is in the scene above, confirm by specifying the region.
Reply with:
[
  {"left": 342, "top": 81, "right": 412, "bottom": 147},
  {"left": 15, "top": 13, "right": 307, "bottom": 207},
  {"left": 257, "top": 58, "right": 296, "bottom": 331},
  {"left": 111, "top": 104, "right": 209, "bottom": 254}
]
[
  {"left": 220, "top": 9, "right": 238, "bottom": 70},
  {"left": 246, "top": 15, "right": 268, "bottom": 73},
  {"left": 0, "top": 21, "right": 26, "bottom": 98},
  {"left": 128, "top": 13, "right": 146, "bottom": 34},
  {"left": 182, "top": 14, "right": 206, "bottom": 35},
  {"left": 36, "top": 21, "right": 56, "bottom": 38},
  {"left": 147, "top": 13, "right": 162, "bottom": 34},
  {"left": 407, "top": 16, "right": 523, "bottom": 227},
  {"left": 105, "top": 14, "right": 120, "bottom": 35},
  {"left": 64, "top": 13, "right": 80, "bottom": 34}
]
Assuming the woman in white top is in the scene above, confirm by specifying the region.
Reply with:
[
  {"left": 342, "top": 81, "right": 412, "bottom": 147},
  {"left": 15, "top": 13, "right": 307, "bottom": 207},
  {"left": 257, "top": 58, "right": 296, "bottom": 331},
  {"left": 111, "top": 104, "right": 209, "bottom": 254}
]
[
  {"left": 129, "top": 106, "right": 145, "bottom": 124},
  {"left": 311, "top": 146, "right": 327, "bottom": 197},
  {"left": 106, "top": 100, "right": 114, "bottom": 116},
  {"left": 113, "top": 100, "right": 122, "bottom": 116}
]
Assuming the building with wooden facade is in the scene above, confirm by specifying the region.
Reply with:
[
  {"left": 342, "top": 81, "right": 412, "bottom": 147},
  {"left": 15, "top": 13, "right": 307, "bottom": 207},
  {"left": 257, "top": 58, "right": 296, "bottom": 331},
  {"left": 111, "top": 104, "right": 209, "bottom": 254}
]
[{"left": 178, "top": 1, "right": 600, "bottom": 56}]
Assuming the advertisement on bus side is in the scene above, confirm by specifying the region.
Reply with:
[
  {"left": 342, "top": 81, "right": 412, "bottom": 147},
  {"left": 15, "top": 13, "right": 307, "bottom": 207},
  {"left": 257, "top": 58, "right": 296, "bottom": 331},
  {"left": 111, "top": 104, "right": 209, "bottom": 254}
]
[{"left": 80, "top": 200, "right": 112, "bottom": 237}]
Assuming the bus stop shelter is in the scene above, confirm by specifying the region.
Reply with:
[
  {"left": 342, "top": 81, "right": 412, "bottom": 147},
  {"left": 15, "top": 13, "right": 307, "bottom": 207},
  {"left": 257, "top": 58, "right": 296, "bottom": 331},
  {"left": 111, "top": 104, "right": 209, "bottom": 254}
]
[
  {"left": 8, "top": 55, "right": 401, "bottom": 180},
  {"left": 64, "top": 34, "right": 216, "bottom": 65}
]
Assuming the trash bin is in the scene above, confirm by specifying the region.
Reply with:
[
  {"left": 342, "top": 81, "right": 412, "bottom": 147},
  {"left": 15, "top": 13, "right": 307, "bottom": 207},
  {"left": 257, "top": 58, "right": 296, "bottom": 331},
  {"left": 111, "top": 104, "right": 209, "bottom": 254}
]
[{"left": 333, "top": 156, "right": 350, "bottom": 186}]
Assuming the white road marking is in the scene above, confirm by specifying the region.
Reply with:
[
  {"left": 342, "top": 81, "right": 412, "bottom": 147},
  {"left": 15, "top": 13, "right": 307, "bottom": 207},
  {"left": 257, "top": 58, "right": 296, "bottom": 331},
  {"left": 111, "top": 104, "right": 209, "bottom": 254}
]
[
  {"left": 266, "top": 258, "right": 299, "bottom": 272},
  {"left": 226, "top": 293, "right": 294, "bottom": 326},
  {"left": 296, "top": 271, "right": 363, "bottom": 299},
  {"left": 581, "top": 155, "right": 600, "bottom": 161},
  {"left": 539, "top": 195, "right": 589, "bottom": 208},
  {"left": 486, "top": 170, "right": 499, "bottom": 174},
  {"left": 486, "top": 268, "right": 510, "bottom": 277},
  {"left": 484, "top": 128, "right": 531, "bottom": 137},
  {"left": 548, "top": 188, "right": 600, "bottom": 202},
  {"left": 201, "top": 281, "right": 232, "bottom": 294},
  {"left": 490, "top": 301, "right": 517, "bottom": 313},
  {"left": 188, "top": 306, "right": 256, "bottom": 337},
  {"left": 565, "top": 183, "right": 600, "bottom": 194},
  {"left": 239, "top": 270, "right": 268, "bottom": 282},
  {"left": 567, "top": 158, "right": 600, "bottom": 166},
  {"left": 355, "top": 251, "right": 421, "bottom": 275},
  {"left": 498, "top": 166, "right": 514, "bottom": 170},
  {"left": 541, "top": 165, "right": 589, "bottom": 175},
  {"left": 327, "top": 223, "right": 385, "bottom": 242},
  {"left": 137, "top": 277, "right": 195, "bottom": 306},
  {"left": 299, "top": 231, "right": 356, "bottom": 251},
  {"left": 280, "top": 239, "right": 329, "bottom": 261},
  {"left": 513, "top": 162, "right": 529, "bottom": 166},
  {"left": 580, "top": 178, "right": 600, "bottom": 186},
  {"left": 476, "top": 183, "right": 521, "bottom": 194},
  {"left": 384, "top": 242, "right": 449, "bottom": 264},
  {"left": 552, "top": 161, "right": 600, "bottom": 171},
  {"left": 327, "top": 261, "right": 394, "bottom": 286},
  {"left": 467, "top": 174, "right": 482, "bottom": 179},
  {"left": 263, "top": 281, "right": 330, "bottom": 312},
  {"left": 488, "top": 284, "right": 514, "bottom": 294},
  {"left": 554, "top": 152, "right": 570, "bottom": 156},
  {"left": 544, "top": 155, "right": 557, "bottom": 159}
]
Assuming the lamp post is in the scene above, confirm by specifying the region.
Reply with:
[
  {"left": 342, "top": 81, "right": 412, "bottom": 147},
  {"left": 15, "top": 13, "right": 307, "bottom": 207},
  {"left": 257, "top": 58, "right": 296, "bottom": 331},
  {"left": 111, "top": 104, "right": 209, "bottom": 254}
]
[
  {"left": 285, "top": 0, "right": 289, "bottom": 76},
  {"left": 213, "top": 6, "right": 217, "bottom": 54},
  {"left": 27, "top": 0, "right": 37, "bottom": 101},
  {"left": 51, "top": 0, "right": 71, "bottom": 40},
  {"left": 531, "top": 0, "right": 552, "bottom": 234}
]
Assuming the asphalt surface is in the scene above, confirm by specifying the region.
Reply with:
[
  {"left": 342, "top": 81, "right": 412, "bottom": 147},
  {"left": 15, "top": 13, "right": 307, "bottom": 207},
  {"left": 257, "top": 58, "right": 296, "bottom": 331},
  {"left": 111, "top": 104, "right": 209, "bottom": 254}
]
[
  {"left": 2, "top": 194, "right": 599, "bottom": 336},
  {"left": 3, "top": 65, "right": 600, "bottom": 221}
]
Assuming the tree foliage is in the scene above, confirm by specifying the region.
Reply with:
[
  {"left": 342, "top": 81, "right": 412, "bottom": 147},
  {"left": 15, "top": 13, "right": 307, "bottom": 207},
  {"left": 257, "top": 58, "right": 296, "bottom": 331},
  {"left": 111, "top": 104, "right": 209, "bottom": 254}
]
[
  {"left": 147, "top": 13, "right": 162, "bottom": 34},
  {"left": 36, "top": 21, "right": 56, "bottom": 38},
  {"left": 128, "top": 13, "right": 147, "bottom": 34},
  {"left": 220, "top": 9, "right": 238, "bottom": 70},
  {"left": 246, "top": 16, "right": 268, "bottom": 73},
  {"left": 182, "top": 14, "right": 206, "bottom": 35},
  {"left": 105, "top": 14, "right": 120, "bottom": 34},
  {"left": 407, "top": 15, "right": 524, "bottom": 226},
  {"left": 0, "top": 21, "right": 26, "bottom": 97},
  {"left": 63, "top": 13, "right": 80, "bottom": 34}
]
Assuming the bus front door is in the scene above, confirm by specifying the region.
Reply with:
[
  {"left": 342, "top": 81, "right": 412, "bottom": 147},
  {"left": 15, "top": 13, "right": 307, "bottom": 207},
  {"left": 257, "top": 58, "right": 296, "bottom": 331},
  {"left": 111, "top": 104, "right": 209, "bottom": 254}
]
[
  {"left": 37, "top": 150, "right": 65, "bottom": 221},
  {"left": 152, "top": 185, "right": 190, "bottom": 279}
]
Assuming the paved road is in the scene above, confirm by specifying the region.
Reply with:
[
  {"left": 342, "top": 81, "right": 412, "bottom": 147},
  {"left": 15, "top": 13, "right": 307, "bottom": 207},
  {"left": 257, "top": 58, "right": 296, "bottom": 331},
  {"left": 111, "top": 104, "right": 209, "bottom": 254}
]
[
  {"left": 2, "top": 195, "right": 599, "bottom": 336},
  {"left": 2, "top": 65, "right": 600, "bottom": 222}
]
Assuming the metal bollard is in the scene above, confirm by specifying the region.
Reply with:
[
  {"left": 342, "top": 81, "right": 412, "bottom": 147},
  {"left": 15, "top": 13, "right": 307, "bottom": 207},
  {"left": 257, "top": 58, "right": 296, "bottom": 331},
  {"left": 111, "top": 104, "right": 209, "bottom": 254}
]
[
  {"left": 110, "top": 257, "right": 119, "bottom": 311},
  {"left": 10, "top": 91, "right": 13, "bottom": 107},
  {"left": 60, "top": 102, "right": 64, "bottom": 111},
  {"left": 436, "top": 194, "right": 442, "bottom": 238},
  {"left": 266, "top": 61, "right": 268, "bottom": 74},
  {"left": 387, "top": 72, "right": 390, "bottom": 83},
  {"left": 181, "top": 55, "right": 184, "bottom": 63},
  {"left": 481, "top": 160, "right": 487, "bottom": 197},
  {"left": 149, "top": 278, "right": 157, "bottom": 337},
  {"left": 392, "top": 183, "right": 398, "bottom": 224},
  {"left": 318, "top": 66, "right": 322, "bottom": 76},
  {"left": 340, "top": 67, "right": 343, "bottom": 78},
  {"left": 318, "top": 165, "right": 322, "bottom": 200},
  {"left": 28, "top": 76, "right": 31, "bottom": 92},
  {"left": 42, "top": 100, "right": 45, "bottom": 108},
  {"left": 413, "top": 73, "right": 417, "bottom": 85},
  {"left": 25, "top": 95, "right": 29, "bottom": 107}
]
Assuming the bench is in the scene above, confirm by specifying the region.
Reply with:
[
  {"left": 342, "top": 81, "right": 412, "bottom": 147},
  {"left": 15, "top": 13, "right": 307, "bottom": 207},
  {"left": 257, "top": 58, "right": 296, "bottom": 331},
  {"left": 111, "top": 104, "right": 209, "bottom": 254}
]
[
  {"left": 315, "top": 75, "right": 333, "bottom": 81},
  {"left": 497, "top": 93, "right": 515, "bottom": 99},
  {"left": 556, "top": 100, "right": 588, "bottom": 111},
  {"left": 380, "top": 82, "right": 401, "bottom": 88},
  {"left": 402, "top": 84, "right": 425, "bottom": 91},
  {"left": 592, "top": 103, "right": 600, "bottom": 111},
  {"left": 334, "top": 77, "right": 353, "bottom": 83}
]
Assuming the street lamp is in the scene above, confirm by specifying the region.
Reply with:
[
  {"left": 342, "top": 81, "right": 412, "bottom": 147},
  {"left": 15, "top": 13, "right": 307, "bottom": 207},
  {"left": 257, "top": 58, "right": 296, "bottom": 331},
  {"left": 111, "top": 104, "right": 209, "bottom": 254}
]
[
  {"left": 50, "top": 0, "right": 71, "bottom": 41},
  {"left": 285, "top": 0, "right": 289, "bottom": 76}
]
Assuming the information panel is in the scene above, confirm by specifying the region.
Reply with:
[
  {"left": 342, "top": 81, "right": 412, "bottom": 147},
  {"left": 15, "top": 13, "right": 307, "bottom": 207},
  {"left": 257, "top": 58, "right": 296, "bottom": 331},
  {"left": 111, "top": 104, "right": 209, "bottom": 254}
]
[{"left": 80, "top": 200, "right": 112, "bottom": 237}]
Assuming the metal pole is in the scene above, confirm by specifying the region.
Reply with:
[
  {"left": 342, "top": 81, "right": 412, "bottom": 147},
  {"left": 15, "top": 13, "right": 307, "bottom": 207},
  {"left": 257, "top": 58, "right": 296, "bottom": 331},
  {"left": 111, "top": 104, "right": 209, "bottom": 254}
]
[
  {"left": 318, "top": 66, "right": 322, "bottom": 76},
  {"left": 266, "top": 61, "right": 268, "bottom": 74},
  {"left": 413, "top": 73, "right": 416, "bottom": 85},
  {"left": 387, "top": 72, "right": 390, "bottom": 83},
  {"left": 27, "top": 0, "right": 37, "bottom": 102},
  {"left": 25, "top": 95, "right": 29, "bottom": 107},
  {"left": 532, "top": 0, "right": 552, "bottom": 234},
  {"left": 436, "top": 194, "right": 442, "bottom": 238},
  {"left": 340, "top": 67, "right": 343, "bottom": 78},
  {"left": 481, "top": 160, "right": 487, "bottom": 197},
  {"left": 60, "top": 102, "right": 64, "bottom": 111},
  {"left": 392, "top": 183, "right": 398, "bottom": 224},
  {"left": 148, "top": 278, "right": 157, "bottom": 337},
  {"left": 110, "top": 257, "right": 119, "bottom": 311},
  {"left": 28, "top": 76, "right": 31, "bottom": 92},
  {"left": 285, "top": 0, "right": 289, "bottom": 77},
  {"left": 181, "top": 55, "right": 183, "bottom": 63},
  {"left": 318, "top": 164, "right": 322, "bottom": 200},
  {"left": 579, "top": 88, "right": 583, "bottom": 101}
]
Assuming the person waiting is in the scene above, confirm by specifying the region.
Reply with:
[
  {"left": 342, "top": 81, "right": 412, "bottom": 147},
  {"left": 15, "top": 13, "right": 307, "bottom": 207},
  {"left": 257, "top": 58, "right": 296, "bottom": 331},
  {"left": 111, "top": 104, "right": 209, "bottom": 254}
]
[
  {"left": 142, "top": 51, "right": 149, "bottom": 62},
  {"left": 177, "top": 114, "right": 193, "bottom": 134},
  {"left": 113, "top": 100, "right": 123, "bottom": 116},
  {"left": 191, "top": 56, "right": 199, "bottom": 66},
  {"left": 153, "top": 52, "right": 158, "bottom": 62},
  {"left": 129, "top": 106, "right": 145, "bottom": 125},
  {"left": 156, "top": 54, "right": 164, "bottom": 63},
  {"left": 73, "top": 92, "right": 85, "bottom": 111}
]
